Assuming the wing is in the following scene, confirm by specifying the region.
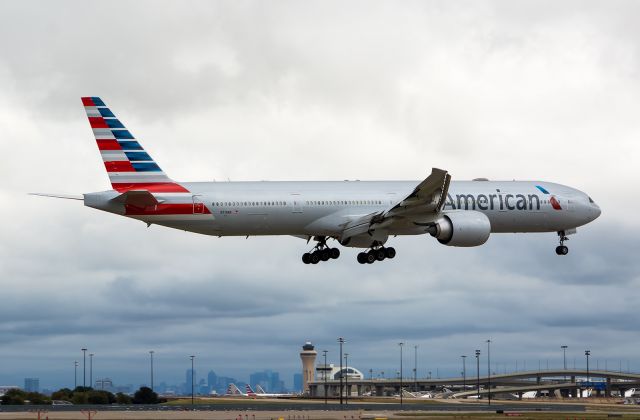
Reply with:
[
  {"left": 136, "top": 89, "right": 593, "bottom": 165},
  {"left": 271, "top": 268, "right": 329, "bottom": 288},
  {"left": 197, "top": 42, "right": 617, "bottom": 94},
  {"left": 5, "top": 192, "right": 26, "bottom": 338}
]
[
  {"left": 383, "top": 167, "right": 450, "bottom": 218},
  {"left": 340, "top": 168, "right": 451, "bottom": 240}
]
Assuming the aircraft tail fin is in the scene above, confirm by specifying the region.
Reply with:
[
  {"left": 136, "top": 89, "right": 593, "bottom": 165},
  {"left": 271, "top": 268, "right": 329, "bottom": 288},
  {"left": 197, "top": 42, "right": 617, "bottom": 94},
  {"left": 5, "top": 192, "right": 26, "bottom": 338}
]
[
  {"left": 81, "top": 97, "right": 187, "bottom": 193},
  {"left": 245, "top": 384, "right": 256, "bottom": 396}
]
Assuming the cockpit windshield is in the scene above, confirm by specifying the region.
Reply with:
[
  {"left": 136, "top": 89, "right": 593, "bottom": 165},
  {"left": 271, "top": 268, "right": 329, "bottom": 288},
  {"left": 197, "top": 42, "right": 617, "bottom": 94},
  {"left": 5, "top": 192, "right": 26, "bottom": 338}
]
[{"left": 588, "top": 197, "right": 594, "bottom": 203}]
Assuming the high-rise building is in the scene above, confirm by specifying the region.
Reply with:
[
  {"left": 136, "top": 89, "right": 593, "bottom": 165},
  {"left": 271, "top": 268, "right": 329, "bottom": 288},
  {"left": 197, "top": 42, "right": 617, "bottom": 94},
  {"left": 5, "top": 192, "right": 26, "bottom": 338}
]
[
  {"left": 293, "top": 373, "right": 303, "bottom": 393},
  {"left": 185, "top": 369, "right": 196, "bottom": 395},
  {"left": 299, "top": 341, "right": 317, "bottom": 394},
  {"left": 207, "top": 370, "right": 217, "bottom": 392},
  {"left": 24, "top": 378, "right": 39, "bottom": 393}
]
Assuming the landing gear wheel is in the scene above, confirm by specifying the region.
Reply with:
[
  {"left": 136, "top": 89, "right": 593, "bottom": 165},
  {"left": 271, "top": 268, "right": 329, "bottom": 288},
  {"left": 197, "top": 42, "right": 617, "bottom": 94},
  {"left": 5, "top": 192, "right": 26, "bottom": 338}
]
[
  {"left": 330, "top": 248, "right": 340, "bottom": 259},
  {"left": 375, "top": 248, "right": 386, "bottom": 261},
  {"left": 310, "top": 252, "right": 320, "bottom": 264},
  {"left": 366, "top": 250, "right": 376, "bottom": 264},
  {"left": 357, "top": 252, "right": 367, "bottom": 264},
  {"left": 302, "top": 253, "right": 311, "bottom": 264},
  {"left": 385, "top": 247, "right": 396, "bottom": 259},
  {"left": 320, "top": 249, "right": 331, "bottom": 261},
  {"left": 556, "top": 231, "right": 569, "bottom": 256}
]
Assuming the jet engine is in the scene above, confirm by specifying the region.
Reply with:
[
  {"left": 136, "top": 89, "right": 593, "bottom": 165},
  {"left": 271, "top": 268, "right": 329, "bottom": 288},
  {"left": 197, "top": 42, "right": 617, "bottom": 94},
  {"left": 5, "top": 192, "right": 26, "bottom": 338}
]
[{"left": 428, "top": 211, "right": 491, "bottom": 247}]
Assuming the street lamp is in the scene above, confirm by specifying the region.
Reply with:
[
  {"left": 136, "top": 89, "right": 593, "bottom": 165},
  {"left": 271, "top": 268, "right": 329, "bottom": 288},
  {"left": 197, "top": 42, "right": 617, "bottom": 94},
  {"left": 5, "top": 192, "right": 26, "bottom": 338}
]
[
  {"left": 344, "top": 353, "right": 349, "bottom": 405},
  {"left": 74, "top": 361, "right": 78, "bottom": 389},
  {"left": 189, "top": 355, "right": 195, "bottom": 406},
  {"left": 398, "top": 342, "right": 404, "bottom": 405},
  {"left": 322, "top": 350, "right": 328, "bottom": 404},
  {"left": 414, "top": 345, "right": 418, "bottom": 393},
  {"left": 89, "top": 353, "right": 94, "bottom": 389},
  {"left": 81, "top": 348, "right": 87, "bottom": 390},
  {"left": 461, "top": 355, "right": 467, "bottom": 389},
  {"left": 149, "top": 351, "right": 155, "bottom": 392},
  {"left": 338, "top": 337, "right": 345, "bottom": 405},
  {"left": 475, "top": 350, "right": 481, "bottom": 399},
  {"left": 487, "top": 340, "right": 491, "bottom": 406},
  {"left": 585, "top": 350, "right": 591, "bottom": 385},
  {"left": 561, "top": 346, "right": 568, "bottom": 370}
]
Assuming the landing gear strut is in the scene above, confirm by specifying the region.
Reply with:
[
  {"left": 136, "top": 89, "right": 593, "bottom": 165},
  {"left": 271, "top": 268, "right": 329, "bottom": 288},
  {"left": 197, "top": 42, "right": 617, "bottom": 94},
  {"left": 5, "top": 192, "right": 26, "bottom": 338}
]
[
  {"left": 555, "top": 231, "right": 569, "bottom": 256},
  {"left": 357, "top": 245, "right": 396, "bottom": 264},
  {"left": 302, "top": 236, "right": 341, "bottom": 264}
]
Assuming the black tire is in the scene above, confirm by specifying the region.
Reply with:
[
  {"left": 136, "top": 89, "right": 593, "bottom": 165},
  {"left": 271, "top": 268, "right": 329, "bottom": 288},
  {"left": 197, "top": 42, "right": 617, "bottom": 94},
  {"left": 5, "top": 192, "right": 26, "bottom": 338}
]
[
  {"left": 385, "top": 247, "right": 396, "bottom": 259},
  {"left": 375, "top": 248, "right": 386, "bottom": 261},
  {"left": 561, "top": 246, "right": 569, "bottom": 255},
  {"left": 310, "top": 252, "right": 320, "bottom": 264},
  {"left": 366, "top": 250, "right": 376, "bottom": 264},
  {"left": 555, "top": 246, "right": 563, "bottom": 255},
  {"left": 320, "top": 249, "right": 331, "bottom": 261},
  {"left": 302, "top": 253, "right": 311, "bottom": 264},
  {"left": 330, "top": 248, "right": 341, "bottom": 259},
  {"left": 357, "top": 252, "right": 367, "bottom": 264}
]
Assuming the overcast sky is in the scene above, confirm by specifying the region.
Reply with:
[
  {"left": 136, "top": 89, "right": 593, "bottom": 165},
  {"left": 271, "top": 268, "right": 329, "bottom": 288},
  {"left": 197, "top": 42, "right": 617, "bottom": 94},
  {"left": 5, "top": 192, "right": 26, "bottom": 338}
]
[{"left": 1, "top": 0, "right": 639, "bottom": 391}]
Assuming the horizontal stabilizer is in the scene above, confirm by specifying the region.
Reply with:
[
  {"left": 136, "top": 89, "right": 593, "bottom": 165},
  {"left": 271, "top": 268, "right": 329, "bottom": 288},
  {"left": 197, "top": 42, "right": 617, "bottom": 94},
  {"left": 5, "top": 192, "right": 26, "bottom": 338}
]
[
  {"left": 29, "top": 193, "right": 83, "bottom": 200},
  {"left": 111, "top": 190, "right": 159, "bottom": 208}
]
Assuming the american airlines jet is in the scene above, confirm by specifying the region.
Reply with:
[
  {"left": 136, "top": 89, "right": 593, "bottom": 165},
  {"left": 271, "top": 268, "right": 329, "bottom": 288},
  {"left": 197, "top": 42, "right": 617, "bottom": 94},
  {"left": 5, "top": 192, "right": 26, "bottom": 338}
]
[{"left": 34, "top": 98, "right": 601, "bottom": 264}]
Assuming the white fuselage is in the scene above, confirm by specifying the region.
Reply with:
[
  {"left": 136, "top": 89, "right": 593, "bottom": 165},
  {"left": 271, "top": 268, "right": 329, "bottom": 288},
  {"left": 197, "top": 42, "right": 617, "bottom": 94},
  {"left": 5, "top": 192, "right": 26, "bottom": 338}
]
[{"left": 85, "top": 180, "right": 601, "bottom": 239}]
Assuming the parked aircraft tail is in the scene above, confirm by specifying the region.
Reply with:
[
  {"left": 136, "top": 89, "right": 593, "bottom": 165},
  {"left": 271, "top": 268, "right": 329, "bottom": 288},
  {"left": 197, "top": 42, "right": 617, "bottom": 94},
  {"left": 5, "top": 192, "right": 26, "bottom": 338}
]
[{"left": 81, "top": 97, "right": 187, "bottom": 193}]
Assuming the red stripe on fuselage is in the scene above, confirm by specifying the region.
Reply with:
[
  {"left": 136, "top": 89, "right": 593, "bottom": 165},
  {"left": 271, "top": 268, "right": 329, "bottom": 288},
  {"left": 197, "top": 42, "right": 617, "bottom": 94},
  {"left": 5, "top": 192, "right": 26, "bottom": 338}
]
[
  {"left": 111, "top": 182, "right": 190, "bottom": 193},
  {"left": 105, "top": 161, "right": 135, "bottom": 172},
  {"left": 550, "top": 196, "right": 562, "bottom": 210},
  {"left": 97, "top": 140, "right": 122, "bottom": 150},
  {"left": 125, "top": 203, "right": 211, "bottom": 215},
  {"left": 81, "top": 97, "right": 95, "bottom": 106}
]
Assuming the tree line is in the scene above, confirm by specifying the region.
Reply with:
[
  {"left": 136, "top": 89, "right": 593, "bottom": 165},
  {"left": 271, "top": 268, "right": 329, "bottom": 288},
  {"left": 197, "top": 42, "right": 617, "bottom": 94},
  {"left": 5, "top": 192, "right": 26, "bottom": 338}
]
[{"left": 1, "top": 386, "right": 164, "bottom": 405}]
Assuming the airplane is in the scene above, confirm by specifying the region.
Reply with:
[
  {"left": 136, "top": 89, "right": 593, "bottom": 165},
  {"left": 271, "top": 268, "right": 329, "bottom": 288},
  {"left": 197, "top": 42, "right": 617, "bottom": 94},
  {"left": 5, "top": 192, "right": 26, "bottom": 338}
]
[
  {"left": 248, "top": 384, "right": 294, "bottom": 397},
  {"left": 33, "top": 97, "right": 601, "bottom": 264},
  {"left": 225, "top": 383, "right": 250, "bottom": 397}
]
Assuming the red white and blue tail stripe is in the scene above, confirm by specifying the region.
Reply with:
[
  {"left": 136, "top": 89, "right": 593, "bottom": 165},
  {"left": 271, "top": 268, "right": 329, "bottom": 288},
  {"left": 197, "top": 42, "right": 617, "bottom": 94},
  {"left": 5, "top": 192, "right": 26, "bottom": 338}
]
[{"left": 82, "top": 97, "right": 188, "bottom": 193}]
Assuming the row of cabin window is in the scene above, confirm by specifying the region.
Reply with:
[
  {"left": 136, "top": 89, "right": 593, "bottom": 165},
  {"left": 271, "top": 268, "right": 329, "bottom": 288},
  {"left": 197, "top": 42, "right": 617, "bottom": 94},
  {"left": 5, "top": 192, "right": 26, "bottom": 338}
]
[
  {"left": 213, "top": 199, "right": 385, "bottom": 207},
  {"left": 214, "top": 201, "right": 287, "bottom": 207},
  {"left": 305, "top": 200, "right": 384, "bottom": 206}
]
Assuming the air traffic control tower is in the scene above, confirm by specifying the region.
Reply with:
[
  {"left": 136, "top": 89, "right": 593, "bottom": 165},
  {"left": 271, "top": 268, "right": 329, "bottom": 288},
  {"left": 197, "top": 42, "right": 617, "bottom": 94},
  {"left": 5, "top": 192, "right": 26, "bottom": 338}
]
[{"left": 300, "top": 341, "right": 317, "bottom": 394}]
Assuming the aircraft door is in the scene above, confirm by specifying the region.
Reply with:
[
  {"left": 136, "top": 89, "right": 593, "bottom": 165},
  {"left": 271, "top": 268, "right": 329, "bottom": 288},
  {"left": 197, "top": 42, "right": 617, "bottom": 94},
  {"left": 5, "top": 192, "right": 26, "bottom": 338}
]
[
  {"left": 291, "top": 193, "right": 303, "bottom": 213},
  {"left": 193, "top": 195, "right": 205, "bottom": 214}
]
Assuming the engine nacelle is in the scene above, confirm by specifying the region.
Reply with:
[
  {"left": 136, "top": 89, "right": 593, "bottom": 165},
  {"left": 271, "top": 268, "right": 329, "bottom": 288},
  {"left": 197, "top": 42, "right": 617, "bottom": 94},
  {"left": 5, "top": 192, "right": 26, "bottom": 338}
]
[{"left": 429, "top": 211, "right": 491, "bottom": 247}]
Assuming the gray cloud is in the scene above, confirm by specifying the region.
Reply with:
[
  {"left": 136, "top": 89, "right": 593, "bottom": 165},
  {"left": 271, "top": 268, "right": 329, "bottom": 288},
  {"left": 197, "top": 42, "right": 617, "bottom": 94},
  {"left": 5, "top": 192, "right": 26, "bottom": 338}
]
[{"left": 0, "top": 0, "right": 639, "bottom": 390}]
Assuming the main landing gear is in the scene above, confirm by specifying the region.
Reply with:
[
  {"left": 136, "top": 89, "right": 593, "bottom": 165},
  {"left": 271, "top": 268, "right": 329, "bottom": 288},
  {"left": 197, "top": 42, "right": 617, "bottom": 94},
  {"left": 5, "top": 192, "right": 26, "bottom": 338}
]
[
  {"left": 302, "top": 237, "right": 340, "bottom": 264},
  {"left": 555, "top": 231, "right": 569, "bottom": 256},
  {"left": 357, "top": 246, "right": 396, "bottom": 264}
]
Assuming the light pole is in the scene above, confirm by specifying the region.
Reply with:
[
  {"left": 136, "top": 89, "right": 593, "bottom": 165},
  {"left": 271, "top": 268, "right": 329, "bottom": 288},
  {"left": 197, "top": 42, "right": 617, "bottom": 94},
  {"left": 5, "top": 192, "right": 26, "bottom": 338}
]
[
  {"left": 89, "top": 353, "right": 94, "bottom": 389},
  {"left": 561, "top": 346, "right": 568, "bottom": 371},
  {"left": 585, "top": 350, "right": 591, "bottom": 385},
  {"left": 461, "top": 355, "right": 467, "bottom": 389},
  {"left": 475, "top": 350, "right": 481, "bottom": 399},
  {"left": 414, "top": 345, "right": 418, "bottom": 393},
  {"left": 487, "top": 340, "right": 491, "bottom": 406},
  {"left": 81, "top": 348, "right": 87, "bottom": 390},
  {"left": 338, "top": 337, "right": 345, "bottom": 405},
  {"left": 369, "top": 368, "right": 373, "bottom": 380},
  {"left": 398, "top": 342, "right": 404, "bottom": 405},
  {"left": 344, "top": 353, "right": 349, "bottom": 405},
  {"left": 322, "top": 350, "right": 328, "bottom": 404},
  {"left": 74, "top": 361, "right": 78, "bottom": 389},
  {"left": 149, "top": 350, "right": 155, "bottom": 391},
  {"left": 189, "top": 355, "right": 195, "bottom": 406}
]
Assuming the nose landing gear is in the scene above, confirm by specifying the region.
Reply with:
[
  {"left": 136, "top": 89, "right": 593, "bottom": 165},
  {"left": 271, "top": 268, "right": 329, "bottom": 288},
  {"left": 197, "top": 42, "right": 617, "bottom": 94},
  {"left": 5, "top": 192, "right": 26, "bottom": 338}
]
[
  {"left": 357, "top": 246, "right": 396, "bottom": 264},
  {"left": 555, "top": 231, "right": 569, "bottom": 255},
  {"left": 302, "top": 236, "right": 341, "bottom": 264}
]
